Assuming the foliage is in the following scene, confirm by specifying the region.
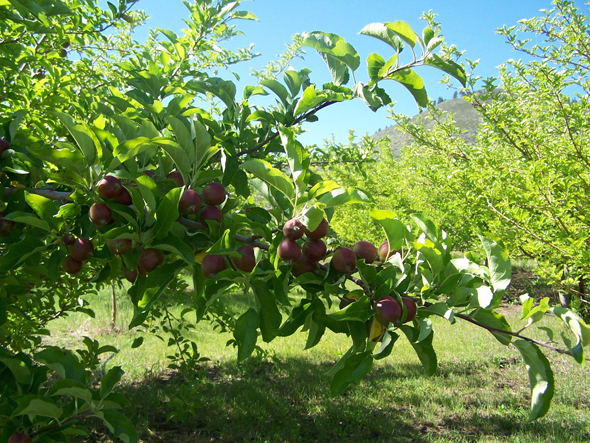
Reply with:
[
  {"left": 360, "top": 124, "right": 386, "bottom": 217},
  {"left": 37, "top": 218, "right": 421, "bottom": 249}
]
[
  {"left": 374, "top": 0, "right": 590, "bottom": 317},
  {"left": 0, "top": 1, "right": 588, "bottom": 441}
]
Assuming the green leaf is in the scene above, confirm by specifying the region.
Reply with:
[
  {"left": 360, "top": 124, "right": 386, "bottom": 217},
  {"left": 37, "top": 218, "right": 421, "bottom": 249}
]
[
  {"left": 401, "top": 325, "right": 437, "bottom": 375},
  {"left": 366, "top": 53, "right": 385, "bottom": 81},
  {"left": 55, "top": 111, "right": 99, "bottom": 166},
  {"left": 330, "top": 351, "right": 373, "bottom": 396},
  {"left": 152, "top": 137, "right": 191, "bottom": 179},
  {"left": 424, "top": 54, "right": 467, "bottom": 87},
  {"left": 303, "top": 31, "right": 360, "bottom": 85},
  {"left": 479, "top": 235, "right": 511, "bottom": 293},
  {"left": 25, "top": 192, "right": 60, "bottom": 230},
  {"left": 252, "top": 280, "right": 282, "bottom": 343},
  {"left": 153, "top": 232, "right": 194, "bottom": 265},
  {"left": 49, "top": 379, "right": 93, "bottom": 404},
  {"left": 3, "top": 211, "right": 51, "bottom": 231},
  {"left": 242, "top": 159, "right": 295, "bottom": 202},
  {"left": 28, "top": 144, "right": 85, "bottom": 174},
  {"left": 318, "top": 187, "right": 372, "bottom": 207},
  {"left": 113, "top": 137, "right": 156, "bottom": 163},
  {"left": 100, "top": 366, "right": 124, "bottom": 399},
  {"left": 471, "top": 309, "right": 512, "bottom": 346},
  {"left": 552, "top": 307, "right": 589, "bottom": 366},
  {"left": 234, "top": 308, "right": 259, "bottom": 363},
  {"left": 279, "top": 126, "right": 310, "bottom": 193},
  {"left": 168, "top": 117, "right": 193, "bottom": 160},
  {"left": 373, "top": 331, "right": 399, "bottom": 360},
  {"left": 131, "top": 337, "right": 143, "bottom": 349},
  {"left": 513, "top": 340, "right": 554, "bottom": 421},
  {"left": 359, "top": 22, "right": 407, "bottom": 51},
  {"left": 283, "top": 70, "right": 302, "bottom": 97},
  {"left": 34, "top": 347, "right": 88, "bottom": 383},
  {"left": 329, "top": 296, "right": 373, "bottom": 322},
  {"left": 13, "top": 397, "right": 63, "bottom": 421},
  {"left": 261, "top": 79, "right": 290, "bottom": 107},
  {"left": 94, "top": 409, "right": 139, "bottom": 443},
  {"left": 153, "top": 188, "right": 182, "bottom": 240},
  {"left": 385, "top": 68, "right": 428, "bottom": 107},
  {"left": 305, "top": 317, "right": 326, "bottom": 350},
  {"left": 0, "top": 235, "right": 46, "bottom": 271},
  {"left": 295, "top": 85, "right": 328, "bottom": 115},
  {"left": 370, "top": 210, "right": 407, "bottom": 251}
]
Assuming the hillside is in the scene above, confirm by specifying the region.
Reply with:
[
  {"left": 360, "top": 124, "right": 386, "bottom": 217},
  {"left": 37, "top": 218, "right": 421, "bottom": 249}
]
[{"left": 370, "top": 96, "right": 482, "bottom": 156}]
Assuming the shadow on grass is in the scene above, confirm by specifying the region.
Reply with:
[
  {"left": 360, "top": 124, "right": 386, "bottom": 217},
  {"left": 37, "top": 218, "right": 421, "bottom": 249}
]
[{"left": 77, "top": 357, "right": 590, "bottom": 443}]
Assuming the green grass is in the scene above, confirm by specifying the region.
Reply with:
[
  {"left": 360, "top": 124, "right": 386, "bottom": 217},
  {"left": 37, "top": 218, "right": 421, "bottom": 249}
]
[{"left": 46, "top": 288, "right": 590, "bottom": 443}]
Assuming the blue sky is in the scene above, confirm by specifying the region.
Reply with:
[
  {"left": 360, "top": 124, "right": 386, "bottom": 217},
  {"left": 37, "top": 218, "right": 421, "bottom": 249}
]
[{"left": 131, "top": 0, "right": 575, "bottom": 146}]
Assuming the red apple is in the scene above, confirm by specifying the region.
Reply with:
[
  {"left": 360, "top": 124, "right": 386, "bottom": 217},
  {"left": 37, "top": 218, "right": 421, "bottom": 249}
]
[
  {"left": 233, "top": 245, "right": 256, "bottom": 273},
  {"left": 202, "top": 254, "right": 227, "bottom": 278},
  {"left": 89, "top": 202, "right": 112, "bottom": 226},
  {"left": 107, "top": 238, "right": 132, "bottom": 255},
  {"left": 62, "top": 256, "right": 83, "bottom": 274},
  {"left": 123, "top": 266, "right": 137, "bottom": 283},
  {"left": 306, "top": 218, "right": 328, "bottom": 240},
  {"left": 292, "top": 256, "right": 318, "bottom": 277},
  {"left": 302, "top": 239, "right": 327, "bottom": 261},
  {"left": 199, "top": 205, "right": 223, "bottom": 224},
  {"left": 167, "top": 171, "right": 184, "bottom": 187},
  {"left": 96, "top": 175, "right": 122, "bottom": 199},
  {"left": 114, "top": 187, "right": 133, "bottom": 205},
  {"left": 68, "top": 238, "right": 94, "bottom": 261},
  {"left": 179, "top": 189, "right": 201, "bottom": 215},
  {"left": 376, "top": 296, "right": 402, "bottom": 326},
  {"left": 331, "top": 247, "right": 356, "bottom": 274},
  {"left": 353, "top": 241, "right": 378, "bottom": 264},
  {"left": 278, "top": 239, "right": 301, "bottom": 261},
  {"left": 202, "top": 182, "right": 226, "bottom": 205},
  {"left": 138, "top": 248, "right": 163, "bottom": 273},
  {"left": 283, "top": 218, "right": 304, "bottom": 240}
]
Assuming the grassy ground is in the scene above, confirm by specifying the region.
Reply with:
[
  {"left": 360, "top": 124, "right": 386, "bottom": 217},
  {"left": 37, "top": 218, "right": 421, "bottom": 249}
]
[{"left": 46, "top": 282, "right": 590, "bottom": 443}]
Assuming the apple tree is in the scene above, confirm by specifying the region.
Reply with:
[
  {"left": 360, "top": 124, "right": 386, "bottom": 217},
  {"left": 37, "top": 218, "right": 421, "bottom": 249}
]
[{"left": 1, "top": 1, "right": 589, "bottom": 442}]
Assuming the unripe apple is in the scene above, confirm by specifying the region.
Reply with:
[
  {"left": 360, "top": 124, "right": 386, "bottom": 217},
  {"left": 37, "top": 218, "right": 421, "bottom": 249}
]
[
  {"left": 305, "top": 218, "right": 328, "bottom": 240},
  {"left": 107, "top": 238, "right": 132, "bottom": 255},
  {"left": 375, "top": 296, "right": 402, "bottom": 326},
  {"left": 8, "top": 433, "right": 31, "bottom": 443},
  {"left": 97, "top": 175, "right": 122, "bottom": 199},
  {"left": 62, "top": 233, "right": 76, "bottom": 245},
  {"left": 0, "top": 212, "right": 16, "bottom": 236},
  {"left": 0, "top": 138, "right": 10, "bottom": 156},
  {"left": 401, "top": 297, "right": 417, "bottom": 323},
  {"left": 202, "top": 182, "right": 226, "bottom": 205},
  {"left": 302, "top": 239, "right": 326, "bottom": 261},
  {"left": 233, "top": 245, "right": 256, "bottom": 273},
  {"left": 353, "top": 240, "right": 378, "bottom": 264},
  {"left": 179, "top": 189, "right": 201, "bottom": 215},
  {"left": 331, "top": 247, "right": 356, "bottom": 274},
  {"left": 68, "top": 238, "right": 94, "bottom": 261},
  {"left": 114, "top": 188, "right": 133, "bottom": 205},
  {"left": 138, "top": 248, "right": 163, "bottom": 273},
  {"left": 167, "top": 171, "right": 184, "bottom": 187},
  {"left": 123, "top": 266, "right": 137, "bottom": 283},
  {"left": 202, "top": 254, "right": 227, "bottom": 278},
  {"left": 62, "top": 256, "right": 83, "bottom": 274},
  {"left": 89, "top": 202, "right": 112, "bottom": 226},
  {"left": 278, "top": 239, "right": 301, "bottom": 261},
  {"left": 292, "top": 256, "right": 318, "bottom": 277},
  {"left": 283, "top": 218, "right": 304, "bottom": 240},
  {"left": 199, "top": 205, "right": 223, "bottom": 224}
]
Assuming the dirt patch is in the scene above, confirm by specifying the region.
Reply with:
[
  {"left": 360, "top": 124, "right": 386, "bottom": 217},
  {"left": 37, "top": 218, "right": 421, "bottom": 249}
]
[{"left": 505, "top": 268, "right": 559, "bottom": 303}]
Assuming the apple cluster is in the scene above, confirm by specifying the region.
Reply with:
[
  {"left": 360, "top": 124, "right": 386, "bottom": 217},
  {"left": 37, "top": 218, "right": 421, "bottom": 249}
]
[{"left": 278, "top": 218, "right": 329, "bottom": 276}]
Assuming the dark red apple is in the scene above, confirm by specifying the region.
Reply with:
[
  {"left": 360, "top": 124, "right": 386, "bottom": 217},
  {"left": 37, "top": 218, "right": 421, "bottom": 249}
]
[
  {"left": 167, "top": 171, "right": 184, "bottom": 187},
  {"left": 199, "top": 205, "right": 223, "bottom": 224},
  {"left": 331, "top": 247, "right": 356, "bottom": 274},
  {"left": 278, "top": 239, "right": 301, "bottom": 261},
  {"left": 302, "top": 239, "right": 326, "bottom": 261},
  {"left": 202, "top": 182, "right": 226, "bottom": 205},
  {"left": 107, "top": 238, "right": 132, "bottom": 255},
  {"left": 123, "top": 266, "right": 137, "bottom": 283},
  {"left": 68, "top": 238, "right": 94, "bottom": 261},
  {"left": 143, "top": 170, "right": 158, "bottom": 180},
  {"left": 8, "top": 433, "right": 31, "bottom": 443},
  {"left": 401, "top": 297, "right": 417, "bottom": 323},
  {"left": 62, "top": 233, "right": 76, "bottom": 245},
  {"left": 202, "top": 254, "right": 227, "bottom": 278},
  {"left": 353, "top": 240, "right": 378, "bottom": 264},
  {"left": 179, "top": 189, "right": 201, "bottom": 215},
  {"left": 96, "top": 175, "right": 122, "bottom": 199},
  {"left": 233, "top": 245, "right": 255, "bottom": 273},
  {"left": 0, "top": 138, "right": 10, "bottom": 156},
  {"left": 306, "top": 218, "right": 328, "bottom": 240},
  {"left": 0, "top": 212, "right": 16, "bottom": 236},
  {"left": 376, "top": 296, "right": 402, "bottom": 326},
  {"left": 379, "top": 241, "right": 399, "bottom": 262},
  {"left": 89, "top": 202, "right": 112, "bottom": 226},
  {"left": 114, "top": 187, "right": 133, "bottom": 205},
  {"left": 62, "top": 256, "right": 83, "bottom": 274},
  {"left": 292, "top": 256, "right": 318, "bottom": 277},
  {"left": 283, "top": 218, "right": 304, "bottom": 240},
  {"left": 138, "top": 248, "right": 163, "bottom": 273}
]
